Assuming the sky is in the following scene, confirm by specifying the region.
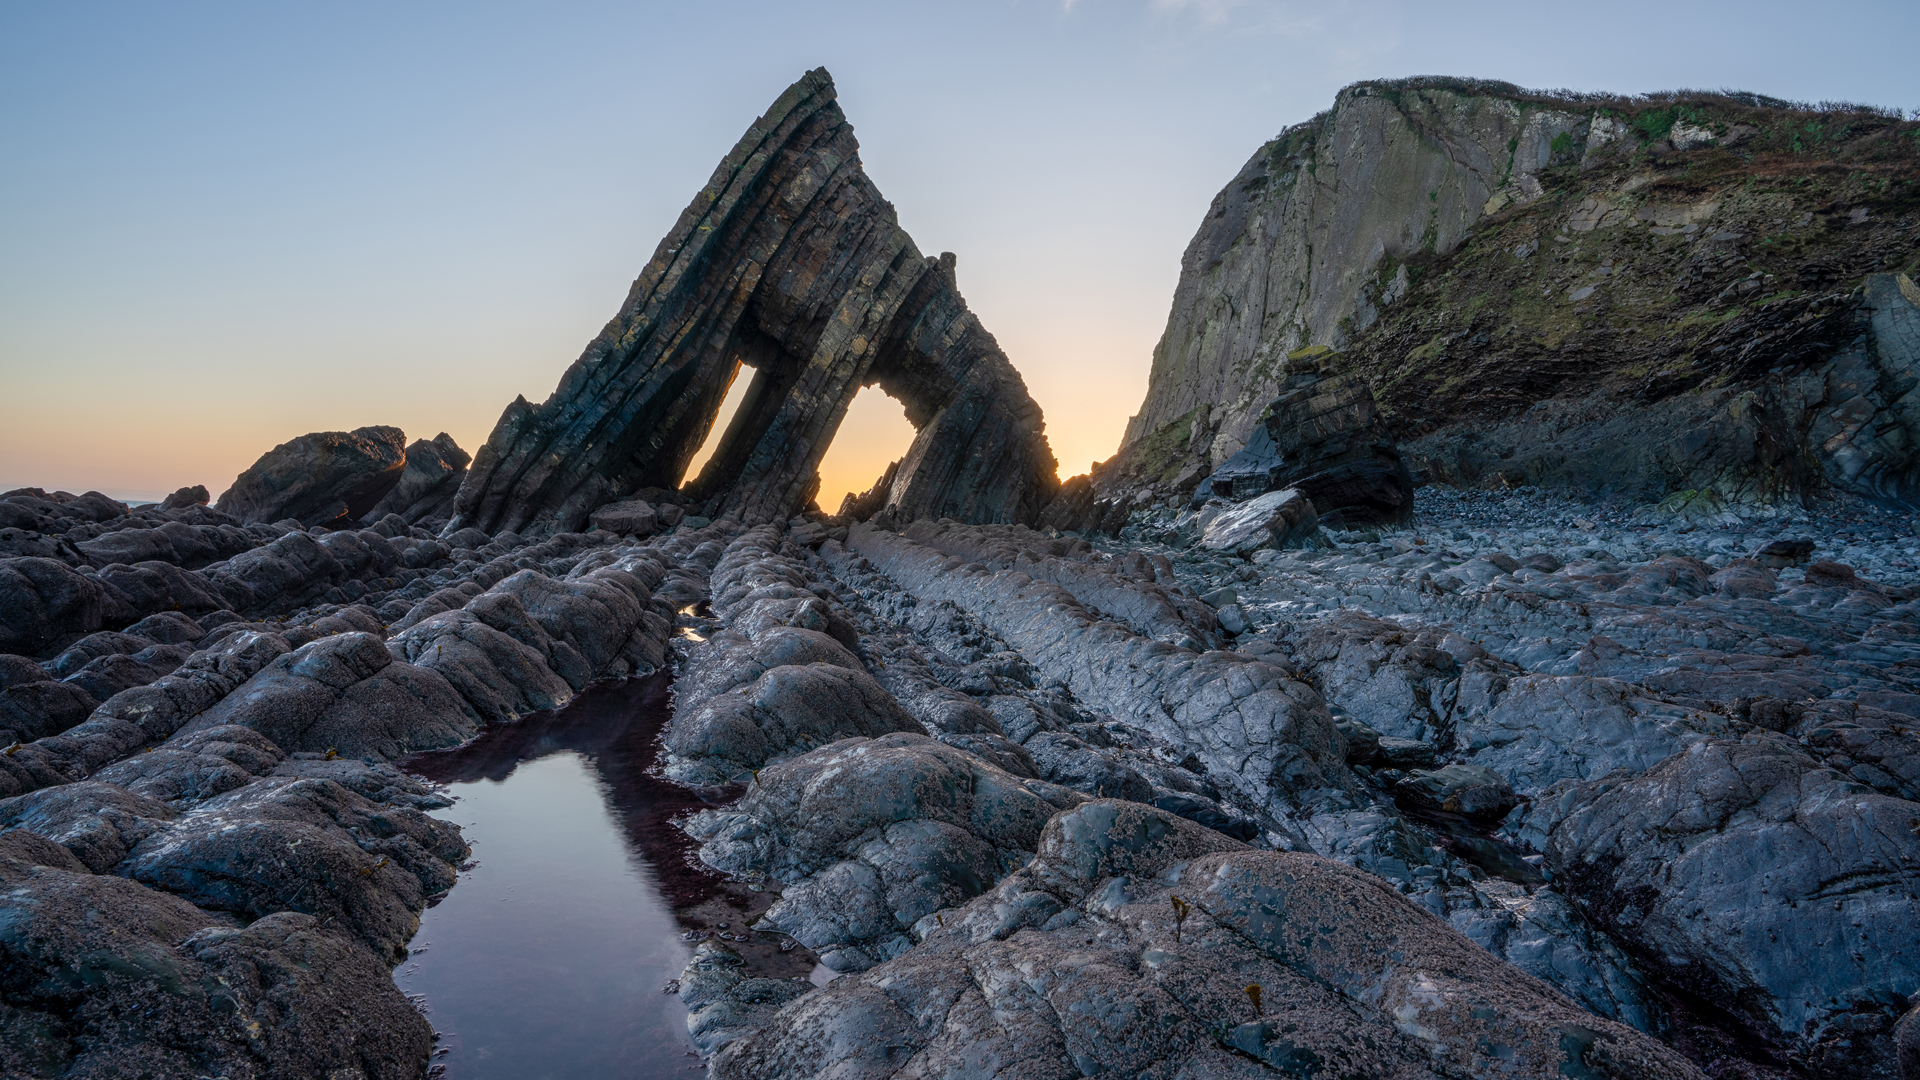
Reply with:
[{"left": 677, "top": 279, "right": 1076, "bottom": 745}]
[{"left": 3, "top": 1, "right": 1915, "bottom": 506}]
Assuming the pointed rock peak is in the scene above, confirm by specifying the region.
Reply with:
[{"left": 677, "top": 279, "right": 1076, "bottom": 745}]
[{"left": 447, "top": 71, "right": 1056, "bottom": 537}]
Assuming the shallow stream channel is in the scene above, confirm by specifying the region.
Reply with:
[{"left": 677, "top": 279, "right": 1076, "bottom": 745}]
[{"left": 393, "top": 675, "right": 812, "bottom": 1079}]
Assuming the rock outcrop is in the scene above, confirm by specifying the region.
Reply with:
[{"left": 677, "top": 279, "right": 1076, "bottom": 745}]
[
  {"left": 698, "top": 801, "right": 1703, "bottom": 1080},
  {"left": 447, "top": 69, "right": 1056, "bottom": 537},
  {"left": 216, "top": 425, "right": 409, "bottom": 527},
  {"left": 0, "top": 474, "right": 694, "bottom": 1075},
  {"left": 1101, "top": 78, "right": 1920, "bottom": 515},
  {"left": 1196, "top": 349, "right": 1415, "bottom": 524},
  {"left": 361, "top": 432, "right": 469, "bottom": 526}
]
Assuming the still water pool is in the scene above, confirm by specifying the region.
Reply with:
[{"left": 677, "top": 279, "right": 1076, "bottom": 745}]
[{"left": 396, "top": 675, "right": 713, "bottom": 1080}]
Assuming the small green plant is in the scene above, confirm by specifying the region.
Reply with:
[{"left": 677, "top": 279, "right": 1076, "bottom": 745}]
[
  {"left": 1551, "top": 131, "right": 1574, "bottom": 157},
  {"left": 1170, "top": 895, "right": 1191, "bottom": 942},
  {"left": 1633, "top": 106, "right": 1678, "bottom": 144}
]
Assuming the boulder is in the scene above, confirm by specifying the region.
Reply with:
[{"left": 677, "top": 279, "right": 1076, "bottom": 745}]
[
  {"left": 360, "top": 432, "right": 469, "bottom": 525},
  {"left": 1194, "top": 353, "right": 1414, "bottom": 524},
  {"left": 701, "top": 801, "right": 1702, "bottom": 1078},
  {"left": 683, "top": 733, "right": 1082, "bottom": 973},
  {"left": 121, "top": 775, "right": 467, "bottom": 960},
  {"left": 160, "top": 484, "right": 209, "bottom": 509},
  {"left": 215, "top": 426, "right": 408, "bottom": 528},
  {"left": 1196, "top": 487, "right": 1323, "bottom": 554},
  {"left": 1758, "top": 537, "right": 1817, "bottom": 568},
  {"left": 1392, "top": 762, "right": 1519, "bottom": 822},
  {"left": 0, "top": 862, "right": 433, "bottom": 1080},
  {"left": 179, "top": 631, "right": 478, "bottom": 759},
  {"left": 1546, "top": 735, "right": 1920, "bottom": 1075},
  {"left": 588, "top": 499, "right": 657, "bottom": 537},
  {"left": 0, "top": 557, "right": 108, "bottom": 657}
]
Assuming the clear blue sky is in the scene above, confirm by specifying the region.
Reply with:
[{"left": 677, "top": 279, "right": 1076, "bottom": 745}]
[{"left": 4, "top": 0, "right": 1914, "bottom": 502}]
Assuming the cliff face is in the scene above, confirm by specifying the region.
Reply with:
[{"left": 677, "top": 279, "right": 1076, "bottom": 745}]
[
  {"left": 1124, "top": 80, "right": 1591, "bottom": 467},
  {"left": 1109, "top": 77, "right": 1920, "bottom": 514}
]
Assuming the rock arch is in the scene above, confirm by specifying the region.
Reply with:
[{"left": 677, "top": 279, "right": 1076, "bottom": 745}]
[{"left": 448, "top": 69, "right": 1057, "bottom": 537}]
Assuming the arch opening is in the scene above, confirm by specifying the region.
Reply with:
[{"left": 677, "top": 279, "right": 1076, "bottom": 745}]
[
  {"left": 815, "top": 384, "right": 918, "bottom": 514},
  {"left": 679, "top": 363, "right": 750, "bottom": 490}
]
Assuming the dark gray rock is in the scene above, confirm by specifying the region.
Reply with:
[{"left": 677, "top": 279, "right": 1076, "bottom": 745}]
[
  {"left": 91, "top": 724, "right": 286, "bottom": 806},
  {"left": 180, "top": 631, "right": 478, "bottom": 759},
  {"left": 1898, "top": 999, "right": 1920, "bottom": 1080},
  {"left": 1392, "top": 762, "right": 1518, "bottom": 822},
  {"left": 447, "top": 69, "right": 1056, "bottom": 535},
  {"left": 666, "top": 631, "right": 923, "bottom": 787},
  {"left": 684, "top": 732, "right": 1082, "bottom": 973},
  {"left": 0, "top": 663, "right": 98, "bottom": 743},
  {"left": 121, "top": 775, "right": 466, "bottom": 960},
  {"left": 361, "top": 431, "right": 469, "bottom": 526},
  {"left": 0, "top": 557, "right": 108, "bottom": 658},
  {"left": 902, "top": 519, "right": 1224, "bottom": 647},
  {"left": 1196, "top": 487, "right": 1324, "bottom": 554},
  {"left": 0, "top": 629, "right": 294, "bottom": 799},
  {"left": 1197, "top": 356, "right": 1415, "bottom": 525},
  {"left": 160, "top": 483, "right": 209, "bottom": 509},
  {"left": 0, "top": 861, "right": 433, "bottom": 1079},
  {"left": 386, "top": 608, "right": 575, "bottom": 724},
  {"left": 848, "top": 524, "right": 1348, "bottom": 816},
  {"left": 1546, "top": 734, "right": 1920, "bottom": 1076},
  {"left": 702, "top": 800, "right": 1702, "bottom": 1079},
  {"left": 216, "top": 425, "right": 409, "bottom": 528},
  {"left": 0, "top": 779, "right": 176, "bottom": 873},
  {"left": 587, "top": 498, "right": 657, "bottom": 537}
]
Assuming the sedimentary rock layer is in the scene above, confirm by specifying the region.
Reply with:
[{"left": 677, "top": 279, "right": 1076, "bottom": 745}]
[
  {"left": 1106, "top": 79, "right": 1920, "bottom": 513},
  {"left": 0, "top": 481, "right": 694, "bottom": 1076},
  {"left": 447, "top": 69, "right": 1056, "bottom": 537}
]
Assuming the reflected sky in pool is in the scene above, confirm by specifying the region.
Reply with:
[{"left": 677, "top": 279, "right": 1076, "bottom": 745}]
[{"left": 397, "top": 675, "right": 711, "bottom": 1080}]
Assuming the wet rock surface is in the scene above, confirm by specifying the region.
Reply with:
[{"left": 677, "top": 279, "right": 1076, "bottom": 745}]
[
  {"left": 653, "top": 483, "right": 1919, "bottom": 1079},
  {"left": 6, "top": 475, "right": 1915, "bottom": 1077},
  {"left": 0, "top": 479, "right": 689, "bottom": 1076},
  {"left": 8, "top": 74, "right": 1920, "bottom": 1080}
]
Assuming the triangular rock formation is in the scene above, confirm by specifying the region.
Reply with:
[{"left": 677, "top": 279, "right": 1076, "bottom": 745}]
[{"left": 449, "top": 69, "right": 1057, "bottom": 536}]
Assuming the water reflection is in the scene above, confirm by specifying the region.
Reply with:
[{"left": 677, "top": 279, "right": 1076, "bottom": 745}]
[{"left": 397, "top": 675, "right": 716, "bottom": 1079}]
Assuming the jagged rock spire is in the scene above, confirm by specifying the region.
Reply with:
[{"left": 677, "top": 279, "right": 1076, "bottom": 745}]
[{"left": 449, "top": 68, "right": 1057, "bottom": 536}]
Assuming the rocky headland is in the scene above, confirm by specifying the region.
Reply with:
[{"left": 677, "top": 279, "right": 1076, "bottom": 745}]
[{"left": 2, "top": 70, "right": 1918, "bottom": 1080}]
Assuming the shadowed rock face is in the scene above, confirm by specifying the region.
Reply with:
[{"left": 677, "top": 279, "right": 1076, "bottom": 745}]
[
  {"left": 362, "top": 432, "right": 469, "bottom": 527},
  {"left": 448, "top": 68, "right": 1057, "bottom": 537},
  {"left": 1104, "top": 78, "right": 1920, "bottom": 514},
  {"left": 215, "top": 425, "right": 408, "bottom": 528},
  {"left": 1198, "top": 353, "right": 1415, "bottom": 525}
]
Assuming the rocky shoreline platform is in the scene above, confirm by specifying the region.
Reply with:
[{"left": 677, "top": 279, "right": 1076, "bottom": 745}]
[{"left": 4, "top": 68, "right": 1919, "bottom": 1080}]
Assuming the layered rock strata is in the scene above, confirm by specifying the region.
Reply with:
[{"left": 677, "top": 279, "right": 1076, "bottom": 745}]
[
  {"left": 701, "top": 801, "right": 1702, "bottom": 1080},
  {"left": 1197, "top": 352, "right": 1415, "bottom": 525},
  {"left": 447, "top": 69, "right": 1056, "bottom": 537},
  {"left": 362, "top": 432, "right": 470, "bottom": 527},
  {"left": 0, "top": 480, "right": 694, "bottom": 1076},
  {"left": 1106, "top": 78, "right": 1920, "bottom": 514},
  {"left": 215, "top": 426, "right": 409, "bottom": 527}
]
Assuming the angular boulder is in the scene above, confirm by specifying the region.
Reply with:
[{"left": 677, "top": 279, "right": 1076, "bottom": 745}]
[
  {"left": 1546, "top": 735, "right": 1920, "bottom": 1076},
  {"left": 216, "top": 426, "right": 408, "bottom": 528},
  {"left": 160, "top": 484, "right": 209, "bottom": 510},
  {"left": 360, "top": 432, "right": 469, "bottom": 526},
  {"left": 1197, "top": 352, "right": 1414, "bottom": 524},
  {"left": 588, "top": 499, "right": 657, "bottom": 537},
  {"left": 1196, "top": 487, "right": 1322, "bottom": 554}
]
